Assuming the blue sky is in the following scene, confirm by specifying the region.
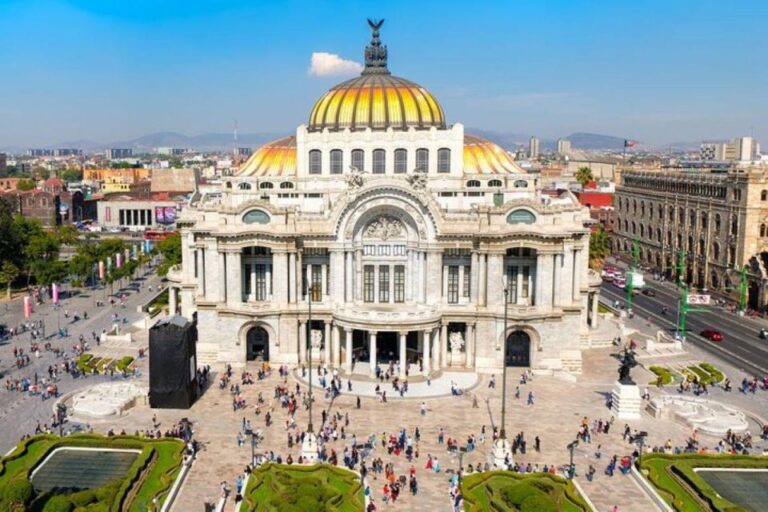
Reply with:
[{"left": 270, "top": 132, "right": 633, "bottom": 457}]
[{"left": 0, "top": 0, "right": 766, "bottom": 147}]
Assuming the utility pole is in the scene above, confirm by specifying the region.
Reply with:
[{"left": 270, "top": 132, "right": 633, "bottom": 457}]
[
  {"left": 675, "top": 250, "right": 688, "bottom": 341},
  {"left": 627, "top": 239, "right": 639, "bottom": 312}
]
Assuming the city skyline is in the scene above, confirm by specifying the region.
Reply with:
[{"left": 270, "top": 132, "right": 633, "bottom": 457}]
[{"left": 1, "top": 0, "right": 766, "bottom": 147}]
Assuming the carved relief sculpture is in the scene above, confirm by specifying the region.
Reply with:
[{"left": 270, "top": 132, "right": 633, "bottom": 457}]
[{"left": 365, "top": 216, "right": 404, "bottom": 240}]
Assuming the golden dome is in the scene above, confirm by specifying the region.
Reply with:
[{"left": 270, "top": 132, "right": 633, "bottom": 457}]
[
  {"left": 237, "top": 136, "right": 296, "bottom": 177},
  {"left": 463, "top": 135, "right": 522, "bottom": 175},
  {"left": 308, "top": 74, "right": 446, "bottom": 132}
]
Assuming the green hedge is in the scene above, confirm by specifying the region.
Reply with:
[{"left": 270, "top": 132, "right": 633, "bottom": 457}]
[
  {"left": 0, "top": 435, "right": 184, "bottom": 512},
  {"left": 639, "top": 453, "right": 768, "bottom": 512},
  {"left": 699, "top": 363, "right": 724, "bottom": 383},
  {"left": 461, "top": 471, "right": 590, "bottom": 512},
  {"left": 649, "top": 366, "right": 674, "bottom": 386}
]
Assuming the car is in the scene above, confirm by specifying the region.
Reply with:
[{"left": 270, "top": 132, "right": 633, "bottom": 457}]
[
  {"left": 641, "top": 289, "right": 656, "bottom": 297},
  {"left": 700, "top": 329, "right": 724, "bottom": 342}
]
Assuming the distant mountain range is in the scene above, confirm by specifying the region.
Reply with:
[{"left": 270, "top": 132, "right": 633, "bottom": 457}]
[{"left": 1, "top": 130, "right": 703, "bottom": 155}]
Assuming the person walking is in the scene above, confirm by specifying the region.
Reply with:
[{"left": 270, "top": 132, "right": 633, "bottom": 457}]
[{"left": 527, "top": 391, "right": 534, "bottom": 406}]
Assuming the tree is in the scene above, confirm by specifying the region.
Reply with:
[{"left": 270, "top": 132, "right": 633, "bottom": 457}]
[
  {"left": 16, "top": 179, "right": 35, "bottom": 191},
  {"left": 62, "top": 168, "right": 83, "bottom": 183},
  {"left": 0, "top": 261, "right": 20, "bottom": 300},
  {"left": 156, "top": 232, "right": 181, "bottom": 276},
  {"left": 589, "top": 224, "right": 611, "bottom": 269},
  {"left": 575, "top": 166, "right": 594, "bottom": 188}
]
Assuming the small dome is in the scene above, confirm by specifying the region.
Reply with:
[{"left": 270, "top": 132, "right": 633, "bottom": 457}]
[
  {"left": 463, "top": 135, "right": 522, "bottom": 175},
  {"left": 307, "top": 19, "right": 445, "bottom": 133},
  {"left": 237, "top": 136, "right": 296, "bottom": 177}
]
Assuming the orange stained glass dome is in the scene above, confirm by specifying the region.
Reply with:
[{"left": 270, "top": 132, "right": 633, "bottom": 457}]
[
  {"left": 463, "top": 135, "right": 521, "bottom": 175},
  {"left": 308, "top": 74, "right": 446, "bottom": 132},
  {"left": 237, "top": 136, "right": 296, "bottom": 177}
]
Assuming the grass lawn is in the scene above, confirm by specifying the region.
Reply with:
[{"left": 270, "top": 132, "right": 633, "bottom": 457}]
[
  {"left": 77, "top": 353, "right": 135, "bottom": 375},
  {"left": 460, "top": 471, "right": 590, "bottom": 512},
  {"left": 242, "top": 463, "right": 364, "bottom": 512},
  {"left": 0, "top": 434, "right": 185, "bottom": 512},
  {"left": 639, "top": 453, "right": 768, "bottom": 512}
]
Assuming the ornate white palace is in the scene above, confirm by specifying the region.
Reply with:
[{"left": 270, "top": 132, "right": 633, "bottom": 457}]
[{"left": 169, "top": 22, "right": 601, "bottom": 375}]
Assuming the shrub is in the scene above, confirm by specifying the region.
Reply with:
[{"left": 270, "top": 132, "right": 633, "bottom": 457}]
[
  {"left": 116, "top": 356, "right": 134, "bottom": 372},
  {"left": 42, "top": 495, "right": 74, "bottom": 512},
  {"left": 649, "top": 366, "right": 674, "bottom": 386},
  {"left": 2, "top": 477, "right": 33, "bottom": 507},
  {"left": 700, "top": 363, "right": 724, "bottom": 383},
  {"left": 69, "top": 489, "right": 96, "bottom": 507},
  {"left": 520, "top": 493, "right": 557, "bottom": 512}
]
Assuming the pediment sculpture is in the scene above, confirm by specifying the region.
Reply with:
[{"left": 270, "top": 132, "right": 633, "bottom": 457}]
[{"left": 365, "top": 216, "right": 404, "bottom": 240}]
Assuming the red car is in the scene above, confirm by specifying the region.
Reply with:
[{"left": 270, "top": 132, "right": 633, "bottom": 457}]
[{"left": 700, "top": 329, "right": 724, "bottom": 342}]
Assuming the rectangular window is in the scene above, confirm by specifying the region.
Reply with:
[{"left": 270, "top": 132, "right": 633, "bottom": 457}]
[
  {"left": 522, "top": 266, "right": 530, "bottom": 298},
  {"left": 244, "top": 263, "right": 252, "bottom": 298},
  {"left": 394, "top": 149, "right": 407, "bottom": 173},
  {"left": 254, "top": 264, "right": 267, "bottom": 301},
  {"left": 463, "top": 265, "right": 471, "bottom": 298},
  {"left": 363, "top": 265, "right": 375, "bottom": 303},
  {"left": 351, "top": 149, "right": 364, "bottom": 172},
  {"left": 330, "top": 150, "right": 343, "bottom": 174},
  {"left": 437, "top": 148, "right": 451, "bottom": 173},
  {"left": 372, "top": 149, "right": 385, "bottom": 174},
  {"left": 309, "top": 150, "right": 322, "bottom": 174},
  {"left": 311, "top": 267, "right": 322, "bottom": 302},
  {"left": 447, "top": 265, "right": 459, "bottom": 304},
  {"left": 507, "top": 265, "right": 518, "bottom": 303},
  {"left": 379, "top": 265, "right": 390, "bottom": 303},
  {"left": 416, "top": 148, "right": 429, "bottom": 171},
  {"left": 394, "top": 265, "right": 405, "bottom": 303},
  {"left": 193, "top": 251, "right": 198, "bottom": 278}
]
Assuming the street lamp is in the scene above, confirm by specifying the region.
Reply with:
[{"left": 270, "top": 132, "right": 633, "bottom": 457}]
[
  {"left": 492, "top": 286, "right": 512, "bottom": 468},
  {"left": 567, "top": 440, "right": 579, "bottom": 479},
  {"left": 300, "top": 284, "right": 318, "bottom": 464}
]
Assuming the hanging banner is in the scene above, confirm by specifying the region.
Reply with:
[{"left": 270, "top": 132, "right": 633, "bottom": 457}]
[
  {"left": 23, "top": 296, "right": 32, "bottom": 319},
  {"left": 116, "top": 253, "right": 122, "bottom": 269},
  {"left": 52, "top": 283, "right": 59, "bottom": 305},
  {"left": 107, "top": 256, "right": 112, "bottom": 272},
  {"left": 98, "top": 260, "right": 105, "bottom": 280}
]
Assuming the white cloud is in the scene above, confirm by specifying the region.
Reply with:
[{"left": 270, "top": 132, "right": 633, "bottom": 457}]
[{"left": 308, "top": 52, "right": 363, "bottom": 77}]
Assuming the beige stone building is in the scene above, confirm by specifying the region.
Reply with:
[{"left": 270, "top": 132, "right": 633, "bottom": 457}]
[
  {"left": 613, "top": 167, "right": 768, "bottom": 310},
  {"left": 168, "top": 24, "right": 600, "bottom": 375}
]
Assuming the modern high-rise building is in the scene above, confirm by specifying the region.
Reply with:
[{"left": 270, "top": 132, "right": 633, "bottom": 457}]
[
  {"left": 237, "top": 147, "right": 253, "bottom": 157},
  {"left": 529, "top": 136, "right": 540, "bottom": 159},
  {"left": 557, "top": 139, "right": 571, "bottom": 156},
  {"left": 105, "top": 148, "right": 133, "bottom": 159},
  {"left": 700, "top": 137, "right": 758, "bottom": 162},
  {"left": 157, "top": 147, "right": 186, "bottom": 156},
  {"left": 54, "top": 148, "right": 83, "bottom": 157},
  {"left": 26, "top": 149, "right": 54, "bottom": 157}
]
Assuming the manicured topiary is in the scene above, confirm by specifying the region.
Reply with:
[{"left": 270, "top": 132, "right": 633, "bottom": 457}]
[
  {"left": 2, "top": 477, "right": 33, "bottom": 507},
  {"left": 69, "top": 488, "right": 96, "bottom": 507},
  {"left": 42, "top": 495, "right": 74, "bottom": 512}
]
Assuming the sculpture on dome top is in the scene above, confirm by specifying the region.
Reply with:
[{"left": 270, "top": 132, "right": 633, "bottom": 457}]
[{"left": 363, "top": 18, "right": 389, "bottom": 74}]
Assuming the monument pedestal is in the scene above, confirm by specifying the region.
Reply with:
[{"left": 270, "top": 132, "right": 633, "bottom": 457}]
[
  {"left": 491, "top": 438, "right": 512, "bottom": 469},
  {"left": 611, "top": 381, "right": 642, "bottom": 419},
  {"left": 300, "top": 432, "right": 318, "bottom": 464}
]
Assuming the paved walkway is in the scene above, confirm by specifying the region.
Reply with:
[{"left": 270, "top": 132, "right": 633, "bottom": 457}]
[{"left": 295, "top": 369, "right": 479, "bottom": 398}]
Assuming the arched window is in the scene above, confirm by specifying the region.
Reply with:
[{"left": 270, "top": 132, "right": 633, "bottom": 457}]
[
  {"left": 688, "top": 236, "right": 694, "bottom": 251},
  {"left": 640, "top": 201, "right": 645, "bottom": 217},
  {"left": 762, "top": 190, "right": 767, "bottom": 201},
  {"left": 728, "top": 246, "right": 735, "bottom": 265},
  {"left": 238, "top": 182, "right": 252, "bottom": 190},
  {"left": 631, "top": 222, "right": 636, "bottom": 235},
  {"left": 437, "top": 148, "right": 451, "bottom": 173},
  {"left": 669, "top": 206, "right": 675, "bottom": 221},
  {"left": 633, "top": 200, "right": 637, "bottom": 214},
  {"left": 308, "top": 149, "right": 322, "bottom": 174},
  {"left": 259, "top": 182, "right": 273, "bottom": 189},
  {"left": 656, "top": 228, "right": 661, "bottom": 242},
  {"left": 351, "top": 149, "right": 364, "bottom": 171},
  {"left": 667, "top": 231, "right": 672, "bottom": 246},
  {"left": 394, "top": 149, "right": 407, "bottom": 173},
  {"left": 466, "top": 180, "right": 481, "bottom": 188},
  {"left": 658, "top": 205, "right": 663, "bottom": 218},
  {"left": 280, "top": 182, "right": 294, "bottom": 189},
  {"left": 506, "top": 209, "right": 536, "bottom": 224},
  {"left": 226, "top": 181, "right": 232, "bottom": 189},
  {"left": 488, "top": 179, "right": 503, "bottom": 187},
  {"left": 701, "top": 212, "right": 708, "bottom": 229},
  {"left": 731, "top": 217, "right": 738, "bottom": 235},
  {"left": 372, "top": 149, "right": 386, "bottom": 174},
  {"left": 242, "top": 209, "right": 270, "bottom": 224},
  {"left": 689, "top": 210, "right": 696, "bottom": 227},
  {"left": 415, "top": 148, "right": 429, "bottom": 171},
  {"left": 761, "top": 224, "right": 767, "bottom": 237},
  {"left": 714, "top": 213, "right": 721, "bottom": 232},
  {"left": 330, "top": 149, "right": 343, "bottom": 174},
  {"left": 639, "top": 225, "right": 645, "bottom": 238},
  {"left": 713, "top": 242, "right": 720, "bottom": 260},
  {"left": 699, "top": 239, "right": 705, "bottom": 255},
  {"left": 514, "top": 180, "right": 528, "bottom": 188}
]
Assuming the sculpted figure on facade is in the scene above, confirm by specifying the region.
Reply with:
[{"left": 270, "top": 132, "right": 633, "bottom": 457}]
[
  {"left": 449, "top": 331, "right": 465, "bottom": 353},
  {"left": 346, "top": 165, "right": 366, "bottom": 190},
  {"left": 365, "top": 216, "right": 404, "bottom": 240},
  {"left": 407, "top": 167, "right": 428, "bottom": 191}
]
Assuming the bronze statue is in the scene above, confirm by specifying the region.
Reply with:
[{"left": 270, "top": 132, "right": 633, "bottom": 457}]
[
  {"left": 363, "top": 19, "right": 388, "bottom": 73},
  {"left": 617, "top": 348, "right": 637, "bottom": 385}
]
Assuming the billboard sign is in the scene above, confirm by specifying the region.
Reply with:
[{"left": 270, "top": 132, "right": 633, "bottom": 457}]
[{"left": 155, "top": 206, "right": 177, "bottom": 225}]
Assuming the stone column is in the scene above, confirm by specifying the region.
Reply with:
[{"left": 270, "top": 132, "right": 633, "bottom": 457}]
[
  {"left": 470, "top": 252, "right": 479, "bottom": 304},
  {"left": 249, "top": 262, "right": 256, "bottom": 301},
  {"left": 422, "top": 330, "right": 431, "bottom": 374},
  {"left": 296, "top": 251, "right": 303, "bottom": 303},
  {"left": 399, "top": 331, "right": 407, "bottom": 375},
  {"left": 169, "top": 287, "right": 177, "bottom": 314},
  {"left": 427, "top": 251, "right": 442, "bottom": 303},
  {"left": 420, "top": 252, "right": 427, "bottom": 303},
  {"left": 478, "top": 253, "right": 487, "bottom": 307},
  {"left": 369, "top": 331, "right": 377, "bottom": 374},
  {"left": 572, "top": 248, "right": 583, "bottom": 303},
  {"left": 591, "top": 292, "right": 599, "bottom": 328},
  {"left": 552, "top": 252, "right": 562, "bottom": 307},
  {"left": 466, "top": 323, "right": 474, "bottom": 368},
  {"left": 536, "top": 252, "right": 554, "bottom": 310},
  {"left": 324, "top": 322, "right": 331, "bottom": 365},
  {"left": 458, "top": 264, "right": 465, "bottom": 301},
  {"left": 441, "top": 263, "right": 449, "bottom": 303},
  {"left": 288, "top": 252, "right": 296, "bottom": 303},
  {"left": 355, "top": 249, "right": 363, "bottom": 301},
  {"left": 440, "top": 323, "right": 448, "bottom": 368},
  {"left": 299, "top": 320, "right": 307, "bottom": 364},
  {"left": 331, "top": 251, "right": 344, "bottom": 304},
  {"left": 321, "top": 264, "right": 328, "bottom": 301},
  {"left": 561, "top": 246, "right": 574, "bottom": 305},
  {"left": 486, "top": 253, "right": 504, "bottom": 307},
  {"left": 344, "top": 328, "right": 353, "bottom": 371},
  {"left": 273, "top": 251, "right": 288, "bottom": 304},
  {"left": 332, "top": 324, "right": 341, "bottom": 367},
  {"left": 196, "top": 248, "right": 205, "bottom": 297},
  {"left": 306, "top": 264, "right": 313, "bottom": 302},
  {"left": 204, "top": 245, "right": 220, "bottom": 301},
  {"left": 345, "top": 251, "right": 353, "bottom": 302},
  {"left": 226, "top": 250, "right": 242, "bottom": 306},
  {"left": 218, "top": 251, "right": 227, "bottom": 303},
  {"left": 406, "top": 250, "right": 413, "bottom": 302},
  {"left": 431, "top": 328, "right": 440, "bottom": 370}
]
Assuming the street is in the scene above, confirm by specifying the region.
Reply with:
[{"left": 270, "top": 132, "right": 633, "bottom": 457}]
[{"left": 601, "top": 278, "right": 768, "bottom": 375}]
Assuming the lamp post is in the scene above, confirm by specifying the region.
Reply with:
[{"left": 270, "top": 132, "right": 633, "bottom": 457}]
[
  {"left": 567, "top": 440, "right": 579, "bottom": 479},
  {"left": 300, "top": 284, "right": 318, "bottom": 463},
  {"left": 492, "top": 285, "right": 512, "bottom": 468}
]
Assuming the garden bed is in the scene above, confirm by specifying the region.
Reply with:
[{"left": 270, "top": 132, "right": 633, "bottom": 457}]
[
  {"left": 639, "top": 453, "right": 768, "bottom": 512},
  {"left": 0, "top": 434, "right": 184, "bottom": 511},
  {"left": 242, "top": 463, "right": 364, "bottom": 512},
  {"left": 77, "top": 354, "right": 135, "bottom": 375},
  {"left": 460, "top": 471, "right": 590, "bottom": 512}
]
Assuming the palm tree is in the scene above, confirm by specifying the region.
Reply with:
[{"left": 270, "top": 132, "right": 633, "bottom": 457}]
[{"left": 575, "top": 166, "right": 594, "bottom": 188}]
